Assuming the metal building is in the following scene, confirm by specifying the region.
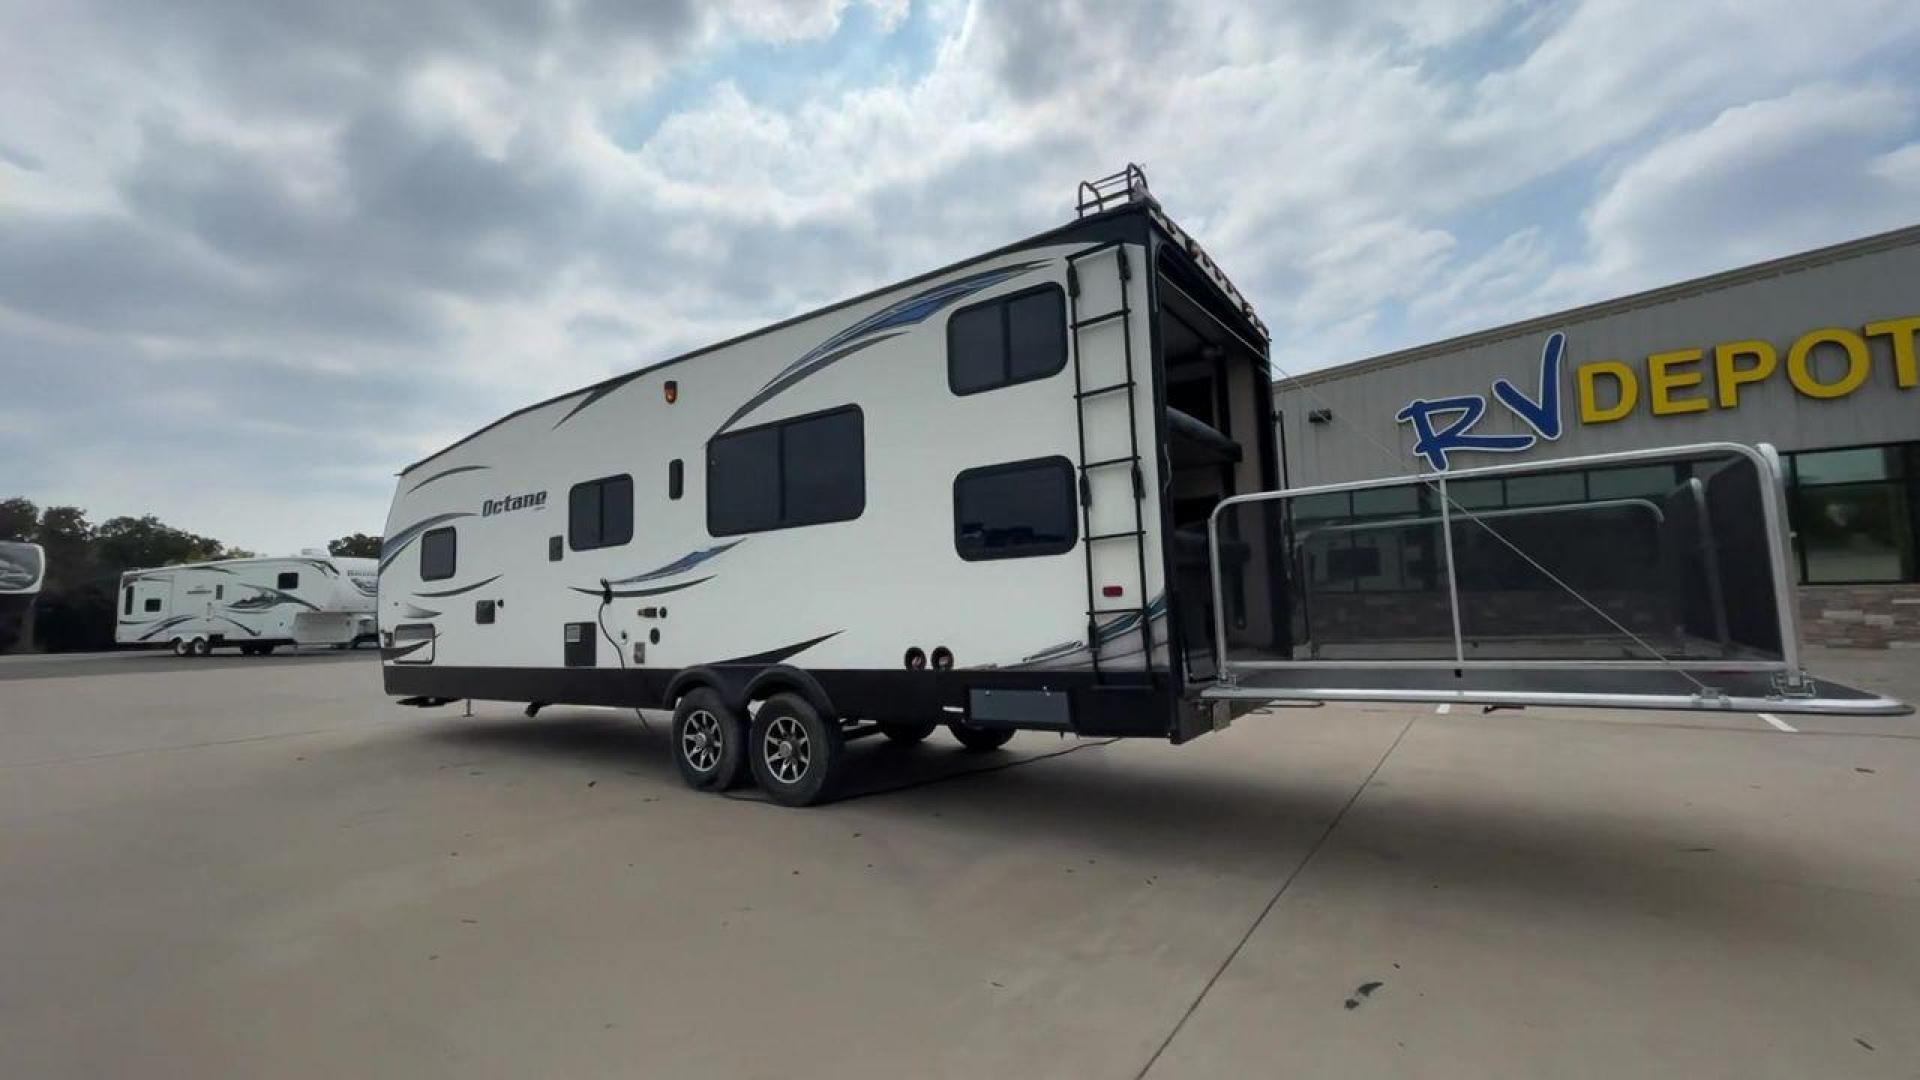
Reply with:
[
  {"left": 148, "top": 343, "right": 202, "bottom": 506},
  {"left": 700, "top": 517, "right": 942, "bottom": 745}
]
[{"left": 1274, "top": 225, "right": 1920, "bottom": 647}]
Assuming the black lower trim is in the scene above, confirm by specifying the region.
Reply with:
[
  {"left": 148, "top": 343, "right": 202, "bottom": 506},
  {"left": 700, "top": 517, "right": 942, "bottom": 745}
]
[{"left": 383, "top": 664, "right": 1179, "bottom": 739}]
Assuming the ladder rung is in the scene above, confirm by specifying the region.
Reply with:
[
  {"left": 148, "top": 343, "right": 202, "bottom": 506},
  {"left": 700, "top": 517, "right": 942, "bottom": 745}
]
[
  {"left": 1081, "top": 455, "right": 1139, "bottom": 470},
  {"left": 1085, "top": 530, "right": 1145, "bottom": 542},
  {"left": 1072, "top": 309, "right": 1128, "bottom": 332},
  {"left": 1075, "top": 380, "right": 1134, "bottom": 400}
]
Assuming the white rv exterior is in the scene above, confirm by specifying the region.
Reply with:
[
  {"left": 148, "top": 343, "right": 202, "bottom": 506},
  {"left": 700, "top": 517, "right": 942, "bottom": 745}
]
[
  {"left": 117, "top": 554, "right": 378, "bottom": 656},
  {"left": 379, "top": 168, "right": 1903, "bottom": 806}
]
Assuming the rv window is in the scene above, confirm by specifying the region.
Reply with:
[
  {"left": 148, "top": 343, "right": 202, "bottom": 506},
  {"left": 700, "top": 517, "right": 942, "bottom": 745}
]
[
  {"left": 708, "top": 405, "right": 865, "bottom": 536},
  {"left": 668, "top": 459, "right": 684, "bottom": 500},
  {"left": 123, "top": 587, "right": 133, "bottom": 615},
  {"left": 953, "top": 456, "right": 1078, "bottom": 560},
  {"left": 144, "top": 597, "right": 162, "bottom": 613},
  {"left": 277, "top": 571, "right": 299, "bottom": 590},
  {"left": 420, "top": 527, "right": 457, "bottom": 581},
  {"left": 569, "top": 474, "right": 634, "bottom": 551},
  {"left": 948, "top": 284, "right": 1068, "bottom": 396},
  {"left": 216, "top": 585, "right": 224, "bottom": 600}
]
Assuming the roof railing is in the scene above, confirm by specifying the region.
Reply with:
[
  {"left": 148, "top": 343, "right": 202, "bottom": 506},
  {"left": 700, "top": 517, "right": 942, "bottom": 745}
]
[{"left": 1077, "top": 163, "right": 1154, "bottom": 218}]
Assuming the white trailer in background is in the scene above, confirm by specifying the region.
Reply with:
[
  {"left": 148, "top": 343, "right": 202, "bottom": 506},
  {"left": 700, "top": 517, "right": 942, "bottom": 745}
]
[
  {"left": 117, "top": 552, "right": 378, "bottom": 657},
  {"left": 0, "top": 541, "right": 44, "bottom": 654},
  {"left": 378, "top": 166, "right": 1907, "bottom": 807}
]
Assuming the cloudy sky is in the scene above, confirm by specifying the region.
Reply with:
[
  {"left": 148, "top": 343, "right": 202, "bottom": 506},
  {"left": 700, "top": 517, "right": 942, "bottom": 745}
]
[{"left": 3, "top": 0, "right": 1918, "bottom": 553}]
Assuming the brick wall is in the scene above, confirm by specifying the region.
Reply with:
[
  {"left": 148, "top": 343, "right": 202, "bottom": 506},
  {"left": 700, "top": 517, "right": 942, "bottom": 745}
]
[{"left": 1797, "top": 584, "right": 1920, "bottom": 649}]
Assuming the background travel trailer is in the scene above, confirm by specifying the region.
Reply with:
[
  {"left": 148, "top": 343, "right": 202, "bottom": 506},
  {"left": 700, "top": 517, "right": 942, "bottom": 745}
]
[
  {"left": 118, "top": 554, "right": 378, "bottom": 656},
  {"left": 0, "top": 540, "right": 45, "bottom": 653}
]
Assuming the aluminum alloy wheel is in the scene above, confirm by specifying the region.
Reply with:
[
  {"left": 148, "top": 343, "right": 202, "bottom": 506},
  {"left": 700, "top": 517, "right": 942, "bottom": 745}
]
[
  {"left": 681, "top": 709, "right": 723, "bottom": 773},
  {"left": 762, "top": 715, "right": 811, "bottom": 785}
]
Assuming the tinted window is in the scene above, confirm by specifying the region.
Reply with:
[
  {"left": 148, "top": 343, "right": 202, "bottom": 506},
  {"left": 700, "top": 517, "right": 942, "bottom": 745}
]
[
  {"left": 1007, "top": 289, "right": 1068, "bottom": 381},
  {"left": 144, "top": 597, "right": 162, "bottom": 612},
  {"left": 954, "top": 456, "right": 1078, "bottom": 560},
  {"left": 781, "top": 409, "right": 865, "bottom": 525},
  {"left": 420, "top": 527, "right": 457, "bottom": 581},
  {"left": 707, "top": 426, "right": 781, "bottom": 535},
  {"left": 948, "top": 302, "right": 1006, "bottom": 395},
  {"left": 277, "top": 571, "right": 299, "bottom": 590},
  {"left": 668, "top": 459, "right": 684, "bottom": 500},
  {"left": 948, "top": 285, "right": 1067, "bottom": 395},
  {"left": 708, "top": 406, "right": 864, "bottom": 536},
  {"left": 569, "top": 474, "right": 634, "bottom": 551},
  {"left": 124, "top": 587, "right": 133, "bottom": 615}
]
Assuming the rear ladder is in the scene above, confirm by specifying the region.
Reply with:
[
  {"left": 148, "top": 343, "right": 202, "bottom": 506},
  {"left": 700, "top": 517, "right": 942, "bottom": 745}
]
[{"left": 1066, "top": 242, "right": 1153, "bottom": 680}]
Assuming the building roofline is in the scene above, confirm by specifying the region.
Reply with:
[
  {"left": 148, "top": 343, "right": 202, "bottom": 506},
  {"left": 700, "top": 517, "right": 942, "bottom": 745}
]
[{"left": 1274, "top": 221, "right": 1920, "bottom": 392}]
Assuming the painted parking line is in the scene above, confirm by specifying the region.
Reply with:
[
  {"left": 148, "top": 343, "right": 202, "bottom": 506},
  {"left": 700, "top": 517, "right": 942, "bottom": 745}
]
[
  {"left": 1435, "top": 703, "right": 1451, "bottom": 715},
  {"left": 1758, "top": 712, "right": 1797, "bottom": 733}
]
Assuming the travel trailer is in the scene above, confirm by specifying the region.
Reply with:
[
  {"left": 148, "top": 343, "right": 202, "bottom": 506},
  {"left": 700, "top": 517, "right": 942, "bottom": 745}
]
[
  {"left": 379, "top": 166, "right": 1905, "bottom": 806},
  {"left": 117, "top": 553, "right": 378, "bottom": 656},
  {"left": 0, "top": 541, "right": 44, "bottom": 654}
]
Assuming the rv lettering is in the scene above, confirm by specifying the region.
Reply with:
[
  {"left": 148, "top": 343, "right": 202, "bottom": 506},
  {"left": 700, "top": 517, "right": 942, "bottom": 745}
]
[
  {"left": 1395, "top": 332, "right": 1566, "bottom": 472},
  {"left": 482, "top": 491, "right": 549, "bottom": 517}
]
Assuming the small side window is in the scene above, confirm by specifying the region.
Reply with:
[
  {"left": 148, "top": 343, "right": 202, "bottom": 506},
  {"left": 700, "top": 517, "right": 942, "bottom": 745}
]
[
  {"left": 123, "top": 587, "right": 133, "bottom": 615},
  {"left": 569, "top": 474, "right": 635, "bottom": 551},
  {"left": 420, "top": 527, "right": 457, "bottom": 581},
  {"left": 216, "top": 585, "right": 224, "bottom": 600},
  {"left": 947, "top": 284, "right": 1068, "bottom": 396},
  {"left": 668, "top": 459, "right": 684, "bottom": 501},
  {"left": 277, "top": 571, "right": 299, "bottom": 590},
  {"left": 953, "top": 456, "right": 1079, "bottom": 560},
  {"left": 475, "top": 599, "right": 496, "bottom": 625},
  {"left": 144, "top": 597, "right": 162, "bottom": 613}
]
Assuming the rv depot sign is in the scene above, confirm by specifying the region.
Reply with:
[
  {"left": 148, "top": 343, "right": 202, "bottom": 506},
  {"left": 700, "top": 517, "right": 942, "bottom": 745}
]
[{"left": 1394, "top": 315, "right": 1920, "bottom": 471}]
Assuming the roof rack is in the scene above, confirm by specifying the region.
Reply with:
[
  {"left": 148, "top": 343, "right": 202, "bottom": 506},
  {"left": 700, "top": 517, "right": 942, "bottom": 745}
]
[
  {"left": 1077, "top": 163, "right": 1154, "bottom": 218},
  {"left": 1077, "top": 165, "right": 1269, "bottom": 340}
]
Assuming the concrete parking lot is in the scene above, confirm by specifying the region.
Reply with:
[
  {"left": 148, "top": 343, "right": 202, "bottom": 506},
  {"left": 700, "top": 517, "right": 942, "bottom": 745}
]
[{"left": 1, "top": 649, "right": 1915, "bottom": 1079}]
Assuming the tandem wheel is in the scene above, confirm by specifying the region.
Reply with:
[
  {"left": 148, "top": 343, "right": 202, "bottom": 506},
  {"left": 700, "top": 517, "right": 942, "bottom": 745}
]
[
  {"left": 670, "top": 688, "right": 749, "bottom": 792},
  {"left": 749, "top": 693, "right": 846, "bottom": 807}
]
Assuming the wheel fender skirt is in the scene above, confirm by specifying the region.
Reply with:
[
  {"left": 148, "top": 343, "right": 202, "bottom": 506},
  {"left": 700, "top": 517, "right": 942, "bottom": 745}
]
[{"left": 743, "top": 664, "right": 838, "bottom": 721}]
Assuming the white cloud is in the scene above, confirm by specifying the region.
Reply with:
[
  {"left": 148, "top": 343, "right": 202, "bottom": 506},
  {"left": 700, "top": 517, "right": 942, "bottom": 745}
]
[
  {"left": 2, "top": 0, "right": 1919, "bottom": 551},
  {"left": 1569, "top": 81, "right": 1920, "bottom": 294}
]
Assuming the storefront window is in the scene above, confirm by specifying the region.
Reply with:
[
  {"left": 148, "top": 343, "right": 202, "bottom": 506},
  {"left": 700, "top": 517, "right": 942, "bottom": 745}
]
[
  {"left": 1796, "top": 484, "right": 1914, "bottom": 583},
  {"left": 1794, "top": 447, "right": 1902, "bottom": 485},
  {"left": 1505, "top": 472, "right": 1585, "bottom": 506},
  {"left": 1589, "top": 464, "right": 1683, "bottom": 500},
  {"left": 1788, "top": 444, "right": 1918, "bottom": 584}
]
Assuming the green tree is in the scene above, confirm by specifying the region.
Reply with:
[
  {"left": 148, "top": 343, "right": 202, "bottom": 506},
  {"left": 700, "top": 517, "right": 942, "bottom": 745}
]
[
  {"left": 327, "top": 533, "right": 383, "bottom": 558},
  {"left": 33, "top": 506, "right": 96, "bottom": 594},
  {"left": 93, "top": 515, "right": 227, "bottom": 571},
  {"left": 0, "top": 497, "right": 37, "bottom": 542}
]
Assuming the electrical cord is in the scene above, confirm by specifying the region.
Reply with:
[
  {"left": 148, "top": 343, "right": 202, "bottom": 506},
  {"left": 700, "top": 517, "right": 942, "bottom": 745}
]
[{"left": 594, "top": 579, "right": 652, "bottom": 735}]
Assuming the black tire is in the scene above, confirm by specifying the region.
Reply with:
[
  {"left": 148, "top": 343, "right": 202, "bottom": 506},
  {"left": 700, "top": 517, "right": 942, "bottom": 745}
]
[
  {"left": 190, "top": 637, "right": 212, "bottom": 657},
  {"left": 948, "top": 722, "right": 1015, "bottom": 752},
  {"left": 748, "top": 693, "right": 845, "bottom": 807},
  {"left": 258, "top": 643, "right": 275, "bottom": 656},
  {"left": 170, "top": 638, "right": 188, "bottom": 657},
  {"left": 878, "top": 721, "right": 937, "bottom": 745},
  {"left": 671, "top": 688, "right": 749, "bottom": 792},
  {"left": 239, "top": 644, "right": 257, "bottom": 657}
]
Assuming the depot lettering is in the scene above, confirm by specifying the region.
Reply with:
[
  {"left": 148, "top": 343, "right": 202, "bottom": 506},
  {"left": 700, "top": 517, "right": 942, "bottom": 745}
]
[{"left": 1576, "top": 317, "right": 1920, "bottom": 423}]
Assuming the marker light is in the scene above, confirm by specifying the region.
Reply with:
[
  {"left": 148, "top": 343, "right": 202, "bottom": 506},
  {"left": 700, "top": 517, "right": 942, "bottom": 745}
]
[{"left": 664, "top": 380, "right": 679, "bottom": 404}]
